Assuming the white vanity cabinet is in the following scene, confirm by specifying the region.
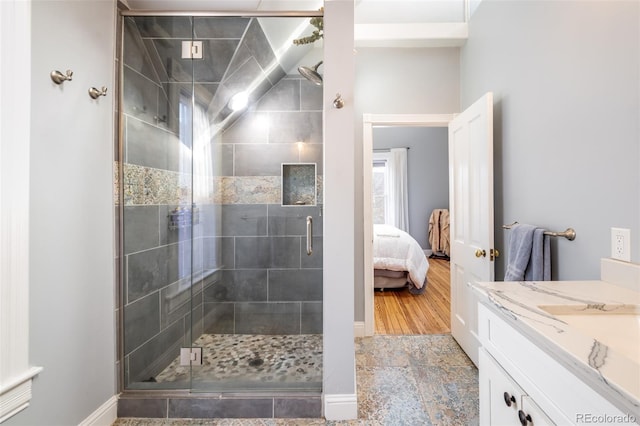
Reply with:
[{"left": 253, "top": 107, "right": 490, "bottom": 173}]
[
  {"left": 480, "top": 348, "right": 554, "bottom": 425},
  {"left": 478, "top": 303, "right": 633, "bottom": 425}
]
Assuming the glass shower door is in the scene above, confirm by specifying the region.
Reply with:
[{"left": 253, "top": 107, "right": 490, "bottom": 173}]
[
  {"left": 121, "top": 15, "right": 197, "bottom": 390},
  {"left": 189, "top": 15, "right": 324, "bottom": 393},
  {"left": 121, "top": 13, "right": 324, "bottom": 394}
]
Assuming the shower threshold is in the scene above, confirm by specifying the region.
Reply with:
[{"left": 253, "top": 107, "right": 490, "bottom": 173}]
[{"left": 153, "top": 333, "right": 323, "bottom": 392}]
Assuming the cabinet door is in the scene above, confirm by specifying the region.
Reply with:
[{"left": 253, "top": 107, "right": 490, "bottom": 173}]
[
  {"left": 479, "top": 348, "right": 525, "bottom": 425},
  {"left": 521, "top": 396, "right": 555, "bottom": 426}
]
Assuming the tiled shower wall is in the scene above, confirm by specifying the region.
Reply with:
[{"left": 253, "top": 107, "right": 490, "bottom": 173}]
[
  {"left": 120, "top": 15, "right": 323, "bottom": 387},
  {"left": 204, "top": 75, "right": 324, "bottom": 336}
]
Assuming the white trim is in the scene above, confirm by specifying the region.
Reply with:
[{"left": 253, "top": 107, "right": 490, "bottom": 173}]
[
  {"left": 78, "top": 395, "right": 118, "bottom": 426},
  {"left": 353, "top": 321, "right": 365, "bottom": 338},
  {"left": 323, "top": 393, "right": 358, "bottom": 421},
  {"left": 0, "top": 1, "right": 42, "bottom": 422},
  {"left": 0, "top": 367, "right": 42, "bottom": 424},
  {"left": 362, "top": 114, "right": 456, "bottom": 336},
  {"left": 355, "top": 22, "right": 468, "bottom": 48}
]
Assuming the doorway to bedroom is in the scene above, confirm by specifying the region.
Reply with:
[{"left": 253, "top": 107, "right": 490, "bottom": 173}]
[{"left": 363, "top": 114, "right": 454, "bottom": 336}]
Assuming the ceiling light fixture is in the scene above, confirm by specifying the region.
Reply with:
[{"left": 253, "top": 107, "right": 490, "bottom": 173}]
[{"left": 229, "top": 91, "right": 249, "bottom": 111}]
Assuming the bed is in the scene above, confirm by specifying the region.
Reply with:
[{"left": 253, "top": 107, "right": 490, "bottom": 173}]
[{"left": 373, "top": 224, "right": 429, "bottom": 294}]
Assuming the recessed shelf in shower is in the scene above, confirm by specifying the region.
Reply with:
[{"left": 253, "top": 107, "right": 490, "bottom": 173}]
[{"left": 281, "top": 163, "right": 317, "bottom": 206}]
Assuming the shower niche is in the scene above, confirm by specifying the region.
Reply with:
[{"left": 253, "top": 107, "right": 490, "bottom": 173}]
[{"left": 282, "top": 163, "right": 317, "bottom": 206}]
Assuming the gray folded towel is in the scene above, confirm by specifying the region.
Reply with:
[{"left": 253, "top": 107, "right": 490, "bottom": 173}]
[
  {"left": 525, "top": 228, "right": 551, "bottom": 281},
  {"left": 504, "top": 224, "right": 537, "bottom": 281}
]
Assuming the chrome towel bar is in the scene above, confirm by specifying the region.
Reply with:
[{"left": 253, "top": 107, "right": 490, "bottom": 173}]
[{"left": 502, "top": 222, "right": 576, "bottom": 241}]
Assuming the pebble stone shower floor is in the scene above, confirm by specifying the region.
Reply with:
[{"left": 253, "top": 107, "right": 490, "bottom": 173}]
[
  {"left": 155, "top": 334, "right": 323, "bottom": 389},
  {"left": 114, "top": 334, "right": 479, "bottom": 425}
]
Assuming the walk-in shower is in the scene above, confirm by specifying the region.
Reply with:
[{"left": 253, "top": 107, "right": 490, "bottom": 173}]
[{"left": 118, "top": 13, "right": 324, "bottom": 394}]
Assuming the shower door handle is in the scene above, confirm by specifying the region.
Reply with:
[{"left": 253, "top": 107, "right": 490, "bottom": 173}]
[{"left": 306, "top": 216, "right": 313, "bottom": 256}]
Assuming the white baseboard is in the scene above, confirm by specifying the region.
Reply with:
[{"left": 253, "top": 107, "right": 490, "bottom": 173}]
[
  {"left": 323, "top": 393, "right": 357, "bottom": 420},
  {"left": 78, "top": 395, "right": 118, "bottom": 426},
  {"left": 354, "top": 321, "right": 366, "bottom": 338}
]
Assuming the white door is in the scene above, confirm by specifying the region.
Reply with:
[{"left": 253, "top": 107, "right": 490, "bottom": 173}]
[{"left": 449, "top": 93, "right": 495, "bottom": 366}]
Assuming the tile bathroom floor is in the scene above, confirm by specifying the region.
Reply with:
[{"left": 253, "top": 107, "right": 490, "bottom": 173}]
[{"left": 114, "top": 334, "right": 479, "bottom": 425}]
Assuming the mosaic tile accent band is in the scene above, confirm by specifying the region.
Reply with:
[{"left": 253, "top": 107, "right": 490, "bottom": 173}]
[{"left": 121, "top": 163, "right": 324, "bottom": 206}]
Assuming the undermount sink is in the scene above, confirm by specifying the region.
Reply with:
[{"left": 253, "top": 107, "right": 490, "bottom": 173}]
[{"left": 538, "top": 304, "right": 640, "bottom": 362}]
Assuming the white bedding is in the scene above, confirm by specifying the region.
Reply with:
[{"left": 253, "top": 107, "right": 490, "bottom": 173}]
[{"left": 373, "top": 224, "right": 429, "bottom": 289}]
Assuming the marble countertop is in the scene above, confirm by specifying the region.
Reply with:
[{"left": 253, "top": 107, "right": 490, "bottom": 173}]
[{"left": 472, "top": 278, "right": 640, "bottom": 419}]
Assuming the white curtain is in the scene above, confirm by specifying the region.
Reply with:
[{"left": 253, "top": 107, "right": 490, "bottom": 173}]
[{"left": 389, "top": 148, "right": 409, "bottom": 232}]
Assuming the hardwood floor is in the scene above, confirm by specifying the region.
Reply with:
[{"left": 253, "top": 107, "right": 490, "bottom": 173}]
[{"left": 374, "top": 257, "right": 451, "bottom": 335}]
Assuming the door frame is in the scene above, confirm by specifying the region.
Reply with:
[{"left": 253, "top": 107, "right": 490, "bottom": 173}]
[{"left": 362, "top": 113, "right": 456, "bottom": 336}]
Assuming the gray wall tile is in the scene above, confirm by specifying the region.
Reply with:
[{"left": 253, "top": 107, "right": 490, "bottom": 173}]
[
  {"left": 126, "top": 117, "right": 185, "bottom": 172},
  {"left": 243, "top": 19, "right": 276, "bottom": 70},
  {"left": 257, "top": 79, "right": 300, "bottom": 111},
  {"left": 157, "top": 82, "right": 194, "bottom": 133},
  {"left": 301, "top": 302, "right": 322, "bottom": 334},
  {"left": 124, "top": 292, "right": 160, "bottom": 354},
  {"left": 268, "top": 269, "right": 322, "bottom": 302},
  {"left": 127, "top": 243, "right": 181, "bottom": 303},
  {"left": 212, "top": 144, "right": 234, "bottom": 176},
  {"left": 124, "top": 206, "right": 160, "bottom": 254},
  {"left": 220, "top": 237, "right": 235, "bottom": 269},
  {"left": 300, "top": 80, "right": 323, "bottom": 111},
  {"left": 301, "top": 237, "right": 322, "bottom": 269},
  {"left": 235, "top": 144, "right": 298, "bottom": 176},
  {"left": 221, "top": 204, "right": 267, "bottom": 236},
  {"left": 223, "top": 57, "right": 264, "bottom": 95},
  {"left": 160, "top": 278, "right": 192, "bottom": 329},
  {"left": 201, "top": 237, "right": 222, "bottom": 270},
  {"left": 300, "top": 143, "right": 323, "bottom": 175},
  {"left": 204, "top": 270, "right": 268, "bottom": 302},
  {"left": 267, "top": 205, "right": 323, "bottom": 236},
  {"left": 123, "top": 66, "right": 159, "bottom": 123},
  {"left": 267, "top": 65, "right": 287, "bottom": 86},
  {"left": 191, "top": 237, "right": 203, "bottom": 275},
  {"left": 128, "top": 320, "right": 184, "bottom": 383},
  {"left": 197, "top": 204, "right": 222, "bottom": 237},
  {"left": 123, "top": 18, "right": 159, "bottom": 82},
  {"left": 274, "top": 397, "right": 322, "bottom": 418},
  {"left": 194, "top": 17, "right": 249, "bottom": 38},
  {"left": 118, "top": 398, "right": 168, "bottom": 418},
  {"left": 268, "top": 112, "right": 322, "bottom": 144},
  {"left": 203, "top": 302, "right": 234, "bottom": 334},
  {"left": 169, "top": 398, "right": 273, "bottom": 418},
  {"left": 134, "top": 16, "right": 192, "bottom": 38},
  {"left": 221, "top": 112, "right": 269, "bottom": 144},
  {"left": 199, "top": 39, "right": 243, "bottom": 83},
  {"left": 235, "top": 237, "right": 300, "bottom": 269},
  {"left": 235, "top": 302, "right": 300, "bottom": 334},
  {"left": 159, "top": 205, "right": 192, "bottom": 246}
]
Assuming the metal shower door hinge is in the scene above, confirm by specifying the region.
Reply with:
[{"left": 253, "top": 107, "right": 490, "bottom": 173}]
[
  {"left": 181, "top": 41, "right": 203, "bottom": 59},
  {"left": 180, "top": 347, "right": 203, "bottom": 366}
]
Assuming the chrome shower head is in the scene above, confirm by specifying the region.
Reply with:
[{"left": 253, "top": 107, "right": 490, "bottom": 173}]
[{"left": 298, "top": 61, "right": 323, "bottom": 86}]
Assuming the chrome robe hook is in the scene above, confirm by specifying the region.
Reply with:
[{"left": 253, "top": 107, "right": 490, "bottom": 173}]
[
  {"left": 88, "top": 86, "right": 108, "bottom": 99},
  {"left": 50, "top": 69, "right": 73, "bottom": 85}
]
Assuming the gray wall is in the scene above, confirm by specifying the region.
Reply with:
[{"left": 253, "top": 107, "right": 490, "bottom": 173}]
[
  {"left": 372, "top": 127, "right": 449, "bottom": 249},
  {"left": 6, "top": 1, "right": 117, "bottom": 425},
  {"left": 460, "top": 0, "right": 640, "bottom": 280},
  {"left": 354, "top": 47, "right": 460, "bottom": 320}
]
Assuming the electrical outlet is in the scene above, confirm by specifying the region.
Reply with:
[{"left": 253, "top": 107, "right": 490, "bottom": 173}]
[{"left": 611, "top": 228, "right": 631, "bottom": 262}]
